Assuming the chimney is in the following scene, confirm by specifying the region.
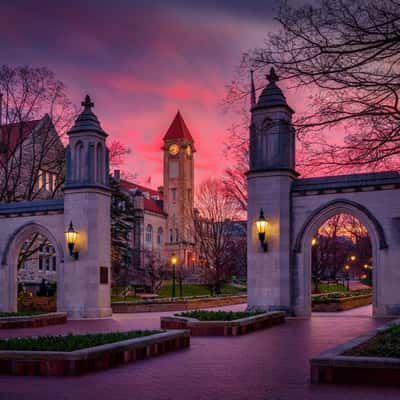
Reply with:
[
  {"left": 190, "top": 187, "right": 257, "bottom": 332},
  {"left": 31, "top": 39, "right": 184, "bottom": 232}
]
[
  {"left": 0, "top": 93, "right": 3, "bottom": 126},
  {"left": 113, "top": 169, "right": 120, "bottom": 182}
]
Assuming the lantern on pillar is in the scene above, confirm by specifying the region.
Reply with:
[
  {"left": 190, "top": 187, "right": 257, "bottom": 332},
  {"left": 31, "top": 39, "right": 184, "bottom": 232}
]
[
  {"left": 65, "top": 221, "right": 79, "bottom": 260},
  {"left": 256, "top": 209, "right": 268, "bottom": 252}
]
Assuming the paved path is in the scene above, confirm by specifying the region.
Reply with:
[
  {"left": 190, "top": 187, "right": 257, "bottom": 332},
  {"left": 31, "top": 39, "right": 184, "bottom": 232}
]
[{"left": 0, "top": 305, "right": 399, "bottom": 400}]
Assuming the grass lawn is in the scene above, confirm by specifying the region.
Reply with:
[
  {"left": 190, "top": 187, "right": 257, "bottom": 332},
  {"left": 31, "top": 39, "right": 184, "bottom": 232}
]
[
  {"left": 157, "top": 282, "right": 246, "bottom": 298},
  {"left": 0, "top": 330, "right": 163, "bottom": 352},
  {"left": 0, "top": 311, "right": 45, "bottom": 318},
  {"left": 177, "top": 310, "right": 264, "bottom": 321},
  {"left": 344, "top": 324, "right": 400, "bottom": 358}
]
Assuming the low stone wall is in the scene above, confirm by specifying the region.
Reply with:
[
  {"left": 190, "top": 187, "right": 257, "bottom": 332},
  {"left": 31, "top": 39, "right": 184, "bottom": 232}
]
[
  {"left": 310, "top": 320, "right": 400, "bottom": 385},
  {"left": 312, "top": 294, "right": 372, "bottom": 312},
  {"left": 161, "top": 311, "right": 285, "bottom": 336},
  {"left": 112, "top": 294, "right": 247, "bottom": 313},
  {"left": 0, "top": 312, "right": 67, "bottom": 329},
  {"left": 0, "top": 330, "right": 190, "bottom": 376}
]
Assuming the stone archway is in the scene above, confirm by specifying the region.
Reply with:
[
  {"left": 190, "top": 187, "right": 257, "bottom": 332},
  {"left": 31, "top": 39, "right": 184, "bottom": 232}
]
[
  {"left": 292, "top": 199, "right": 385, "bottom": 317},
  {"left": 0, "top": 222, "right": 64, "bottom": 312}
]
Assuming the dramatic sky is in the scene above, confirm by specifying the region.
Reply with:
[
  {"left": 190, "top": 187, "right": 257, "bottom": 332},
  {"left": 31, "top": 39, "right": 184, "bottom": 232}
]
[{"left": 0, "top": 0, "right": 283, "bottom": 187}]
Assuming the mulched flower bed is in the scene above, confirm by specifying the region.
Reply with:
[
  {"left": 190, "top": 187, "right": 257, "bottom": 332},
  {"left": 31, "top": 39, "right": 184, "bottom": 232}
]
[
  {"left": 0, "top": 312, "right": 67, "bottom": 329},
  {"left": 344, "top": 324, "right": 400, "bottom": 358},
  {"left": 0, "top": 329, "right": 190, "bottom": 376},
  {"left": 161, "top": 310, "right": 285, "bottom": 336},
  {"left": 0, "top": 330, "right": 162, "bottom": 352},
  {"left": 310, "top": 320, "right": 400, "bottom": 385},
  {"left": 0, "top": 312, "right": 45, "bottom": 317},
  {"left": 312, "top": 288, "right": 372, "bottom": 304},
  {"left": 177, "top": 310, "right": 264, "bottom": 321}
]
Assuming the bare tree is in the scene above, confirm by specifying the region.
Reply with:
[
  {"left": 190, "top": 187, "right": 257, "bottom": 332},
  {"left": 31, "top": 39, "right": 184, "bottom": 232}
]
[
  {"left": 108, "top": 140, "right": 131, "bottom": 171},
  {"left": 226, "top": 0, "right": 400, "bottom": 174},
  {"left": 142, "top": 249, "right": 166, "bottom": 293},
  {"left": 192, "top": 178, "right": 241, "bottom": 294},
  {"left": 0, "top": 65, "right": 76, "bottom": 202}
]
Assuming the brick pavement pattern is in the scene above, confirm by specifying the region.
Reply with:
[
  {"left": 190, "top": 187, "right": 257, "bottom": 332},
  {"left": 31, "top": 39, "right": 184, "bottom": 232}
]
[{"left": 0, "top": 305, "right": 399, "bottom": 400}]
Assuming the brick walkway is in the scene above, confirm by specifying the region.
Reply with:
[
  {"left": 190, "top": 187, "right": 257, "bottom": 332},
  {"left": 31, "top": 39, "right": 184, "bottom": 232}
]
[{"left": 0, "top": 305, "right": 399, "bottom": 400}]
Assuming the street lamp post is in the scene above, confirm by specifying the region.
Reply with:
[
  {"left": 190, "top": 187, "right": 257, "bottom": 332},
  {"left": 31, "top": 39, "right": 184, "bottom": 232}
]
[
  {"left": 311, "top": 237, "right": 321, "bottom": 293},
  {"left": 344, "top": 264, "right": 351, "bottom": 291},
  {"left": 170, "top": 253, "right": 177, "bottom": 298}
]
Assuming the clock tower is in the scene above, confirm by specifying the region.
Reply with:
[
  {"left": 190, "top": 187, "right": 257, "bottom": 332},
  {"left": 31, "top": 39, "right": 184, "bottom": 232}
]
[{"left": 163, "top": 111, "right": 195, "bottom": 266}]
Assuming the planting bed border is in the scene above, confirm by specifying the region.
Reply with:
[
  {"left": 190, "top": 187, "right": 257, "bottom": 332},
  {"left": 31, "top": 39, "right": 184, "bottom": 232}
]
[
  {"left": 161, "top": 311, "right": 285, "bottom": 336},
  {"left": 312, "top": 294, "right": 372, "bottom": 312},
  {"left": 310, "top": 319, "right": 400, "bottom": 385},
  {"left": 112, "top": 294, "right": 247, "bottom": 313},
  {"left": 0, "top": 312, "right": 67, "bottom": 329},
  {"left": 0, "top": 329, "right": 190, "bottom": 376}
]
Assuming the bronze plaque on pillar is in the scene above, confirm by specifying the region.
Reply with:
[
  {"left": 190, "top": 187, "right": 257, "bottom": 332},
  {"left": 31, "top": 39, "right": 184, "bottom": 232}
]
[{"left": 100, "top": 266, "right": 108, "bottom": 284}]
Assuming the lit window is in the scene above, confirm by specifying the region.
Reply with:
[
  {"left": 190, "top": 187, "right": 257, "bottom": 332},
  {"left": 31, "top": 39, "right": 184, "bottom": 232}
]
[{"left": 52, "top": 174, "right": 57, "bottom": 191}]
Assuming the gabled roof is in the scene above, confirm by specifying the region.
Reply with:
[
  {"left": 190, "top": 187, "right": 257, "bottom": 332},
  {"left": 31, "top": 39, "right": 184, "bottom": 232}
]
[
  {"left": 0, "top": 120, "right": 41, "bottom": 162},
  {"left": 163, "top": 111, "right": 194, "bottom": 142},
  {"left": 120, "top": 179, "right": 166, "bottom": 215}
]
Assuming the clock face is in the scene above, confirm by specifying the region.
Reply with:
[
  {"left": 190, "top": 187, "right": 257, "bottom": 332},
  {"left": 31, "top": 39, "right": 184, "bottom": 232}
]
[
  {"left": 186, "top": 145, "right": 192, "bottom": 156},
  {"left": 169, "top": 144, "right": 179, "bottom": 155}
]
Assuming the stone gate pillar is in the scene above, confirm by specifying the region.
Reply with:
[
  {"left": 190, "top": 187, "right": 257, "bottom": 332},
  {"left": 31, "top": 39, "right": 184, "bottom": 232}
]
[
  {"left": 60, "top": 95, "right": 112, "bottom": 319},
  {"left": 247, "top": 68, "right": 297, "bottom": 314}
]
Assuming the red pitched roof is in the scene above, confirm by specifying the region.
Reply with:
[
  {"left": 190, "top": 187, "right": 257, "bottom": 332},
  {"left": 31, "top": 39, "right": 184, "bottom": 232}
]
[
  {"left": 120, "top": 179, "right": 165, "bottom": 215},
  {"left": 163, "top": 111, "right": 194, "bottom": 142},
  {"left": 0, "top": 120, "right": 40, "bottom": 162}
]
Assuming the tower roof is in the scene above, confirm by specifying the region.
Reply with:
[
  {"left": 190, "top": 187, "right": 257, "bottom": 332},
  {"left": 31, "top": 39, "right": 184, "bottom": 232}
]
[
  {"left": 69, "top": 95, "right": 107, "bottom": 136},
  {"left": 163, "top": 111, "right": 194, "bottom": 142},
  {"left": 254, "top": 67, "right": 293, "bottom": 113}
]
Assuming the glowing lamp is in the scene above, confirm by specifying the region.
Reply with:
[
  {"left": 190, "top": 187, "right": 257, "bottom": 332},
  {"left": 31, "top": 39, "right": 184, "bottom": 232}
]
[
  {"left": 170, "top": 253, "right": 178, "bottom": 266},
  {"left": 256, "top": 209, "right": 268, "bottom": 252},
  {"left": 311, "top": 238, "right": 317, "bottom": 247},
  {"left": 344, "top": 265, "right": 350, "bottom": 272},
  {"left": 65, "top": 221, "right": 79, "bottom": 260},
  {"left": 350, "top": 255, "right": 356, "bottom": 262}
]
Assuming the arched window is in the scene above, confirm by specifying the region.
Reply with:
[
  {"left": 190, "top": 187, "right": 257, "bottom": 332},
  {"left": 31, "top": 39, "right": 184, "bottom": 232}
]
[
  {"left": 157, "top": 227, "right": 163, "bottom": 245},
  {"left": 75, "top": 141, "right": 84, "bottom": 181},
  {"left": 169, "top": 229, "right": 173, "bottom": 243},
  {"left": 146, "top": 225, "right": 153, "bottom": 244},
  {"left": 96, "top": 143, "right": 104, "bottom": 184}
]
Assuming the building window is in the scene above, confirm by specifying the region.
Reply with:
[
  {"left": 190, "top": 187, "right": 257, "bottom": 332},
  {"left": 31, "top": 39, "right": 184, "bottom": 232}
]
[
  {"left": 96, "top": 143, "right": 104, "bottom": 184},
  {"left": 52, "top": 255, "right": 56, "bottom": 271},
  {"left": 38, "top": 255, "right": 43, "bottom": 271},
  {"left": 146, "top": 225, "right": 153, "bottom": 243},
  {"left": 169, "top": 160, "right": 178, "bottom": 178},
  {"left": 75, "top": 141, "right": 84, "bottom": 181},
  {"left": 38, "top": 170, "right": 56, "bottom": 192},
  {"left": 45, "top": 256, "right": 50, "bottom": 271},
  {"left": 175, "top": 229, "right": 179, "bottom": 243},
  {"left": 169, "top": 229, "right": 173, "bottom": 243},
  {"left": 157, "top": 227, "right": 163, "bottom": 245},
  {"left": 171, "top": 188, "right": 177, "bottom": 202}
]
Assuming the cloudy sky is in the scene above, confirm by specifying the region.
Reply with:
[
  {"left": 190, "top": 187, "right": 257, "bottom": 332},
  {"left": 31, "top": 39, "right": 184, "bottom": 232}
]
[{"left": 0, "top": 0, "right": 282, "bottom": 187}]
